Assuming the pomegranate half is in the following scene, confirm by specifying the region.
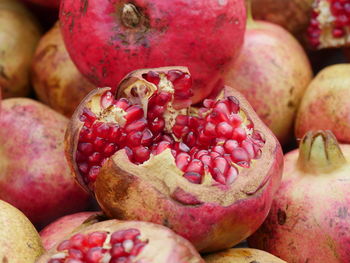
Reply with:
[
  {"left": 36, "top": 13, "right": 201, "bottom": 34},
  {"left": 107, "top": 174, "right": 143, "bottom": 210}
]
[
  {"left": 59, "top": 0, "right": 246, "bottom": 104},
  {"left": 65, "top": 67, "right": 283, "bottom": 252},
  {"left": 249, "top": 130, "right": 350, "bottom": 262},
  {"left": 37, "top": 220, "right": 204, "bottom": 263}
]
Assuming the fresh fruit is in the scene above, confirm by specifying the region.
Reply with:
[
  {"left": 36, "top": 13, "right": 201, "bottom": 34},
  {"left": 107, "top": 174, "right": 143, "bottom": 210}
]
[
  {"left": 59, "top": 0, "right": 246, "bottom": 104},
  {"left": 31, "top": 22, "right": 96, "bottom": 117},
  {"left": 204, "top": 248, "right": 286, "bottom": 263},
  {"left": 249, "top": 130, "right": 350, "bottom": 262},
  {"left": 23, "top": 0, "right": 60, "bottom": 9},
  {"left": 0, "top": 0, "right": 41, "bottom": 98},
  {"left": 40, "top": 212, "right": 103, "bottom": 250},
  {"left": 37, "top": 220, "right": 205, "bottom": 263},
  {"left": 251, "top": 0, "right": 313, "bottom": 39},
  {"left": 295, "top": 64, "right": 350, "bottom": 142},
  {"left": 307, "top": 0, "right": 350, "bottom": 49},
  {"left": 0, "top": 200, "right": 44, "bottom": 262},
  {"left": 65, "top": 67, "right": 283, "bottom": 252},
  {"left": 0, "top": 98, "right": 90, "bottom": 228},
  {"left": 224, "top": 14, "right": 313, "bottom": 145}
]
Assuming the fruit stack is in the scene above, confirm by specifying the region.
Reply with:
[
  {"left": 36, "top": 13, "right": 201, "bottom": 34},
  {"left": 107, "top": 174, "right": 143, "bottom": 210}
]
[{"left": 1, "top": 0, "right": 349, "bottom": 262}]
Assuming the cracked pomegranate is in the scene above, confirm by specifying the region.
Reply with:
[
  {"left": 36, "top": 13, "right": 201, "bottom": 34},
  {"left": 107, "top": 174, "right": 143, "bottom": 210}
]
[
  {"left": 224, "top": 12, "right": 312, "bottom": 145},
  {"left": 65, "top": 67, "right": 283, "bottom": 252},
  {"left": 37, "top": 220, "right": 204, "bottom": 263},
  {"left": 249, "top": 130, "right": 350, "bottom": 262},
  {"left": 0, "top": 200, "right": 44, "bottom": 262},
  {"left": 40, "top": 212, "right": 103, "bottom": 250},
  {"left": 295, "top": 64, "right": 350, "bottom": 143},
  {"left": 307, "top": 0, "right": 350, "bottom": 48},
  {"left": 0, "top": 98, "right": 90, "bottom": 228},
  {"left": 204, "top": 248, "right": 286, "bottom": 263},
  {"left": 31, "top": 22, "right": 96, "bottom": 117},
  {"left": 59, "top": 0, "right": 246, "bottom": 104}
]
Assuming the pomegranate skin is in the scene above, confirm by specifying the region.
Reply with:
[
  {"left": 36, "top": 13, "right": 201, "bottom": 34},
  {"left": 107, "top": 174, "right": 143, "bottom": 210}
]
[
  {"left": 40, "top": 211, "right": 101, "bottom": 250},
  {"left": 0, "top": 200, "right": 44, "bottom": 262},
  {"left": 249, "top": 131, "right": 350, "bottom": 262},
  {"left": 31, "top": 22, "right": 96, "bottom": 117},
  {"left": 59, "top": 0, "right": 246, "bottom": 104},
  {"left": 295, "top": 64, "right": 350, "bottom": 143},
  {"left": 0, "top": 98, "right": 90, "bottom": 228},
  {"left": 224, "top": 20, "right": 313, "bottom": 145}
]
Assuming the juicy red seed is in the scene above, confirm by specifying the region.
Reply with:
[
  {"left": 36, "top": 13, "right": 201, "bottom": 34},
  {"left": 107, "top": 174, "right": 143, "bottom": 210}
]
[
  {"left": 178, "top": 142, "right": 190, "bottom": 153},
  {"left": 110, "top": 229, "right": 140, "bottom": 244},
  {"left": 227, "top": 96, "right": 240, "bottom": 113},
  {"left": 185, "top": 159, "right": 204, "bottom": 174},
  {"left": 115, "top": 98, "right": 131, "bottom": 110},
  {"left": 172, "top": 125, "right": 189, "bottom": 139},
  {"left": 154, "top": 141, "right": 171, "bottom": 155},
  {"left": 78, "top": 163, "right": 89, "bottom": 174},
  {"left": 133, "top": 146, "right": 151, "bottom": 163},
  {"left": 175, "top": 115, "right": 189, "bottom": 126},
  {"left": 241, "top": 140, "right": 255, "bottom": 159},
  {"left": 108, "top": 126, "right": 121, "bottom": 141},
  {"left": 213, "top": 157, "right": 229, "bottom": 175},
  {"left": 332, "top": 27, "right": 345, "bottom": 38},
  {"left": 188, "top": 117, "right": 202, "bottom": 129},
  {"left": 203, "top": 99, "right": 216, "bottom": 108},
  {"left": 93, "top": 137, "right": 106, "bottom": 151},
  {"left": 57, "top": 239, "right": 71, "bottom": 251},
  {"left": 345, "top": 3, "right": 350, "bottom": 13},
  {"left": 69, "top": 233, "right": 86, "bottom": 249},
  {"left": 229, "top": 114, "right": 242, "bottom": 127},
  {"left": 94, "top": 122, "right": 110, "bottom": 138},
  {"left": 195, "top": 150, "right": 209, "bottom": 159},
  {"left": 199, "top": 155, "right": 212, "bottom": 168},
  {"left": 141, "top": 129, "right": 153, "bottom": 146},
  {"left": 331, "top": 1, "right": 344, "bottom": 15},
  {"left": 214, "top": 102, "right": 230, "bottom": 116},
  {"left": 88, "top": 166, "right": 100, "bottom": 181},
  {"left": 130, "top": 242, "right": 146, "bottom": 256},
  {"left": 150, "top": 118, "right": 165, "bottom": 134},
  {"left": 142, "top": 71, "right": 160, "bottom": 85},
  {"left": 79, "top": 127, "right": 96, "bottom": 142},
  {"left": 162, "top": 134, "right": 174, "bottom": 143},
  {"left": 125, "top": 105, "right": 144, "bottom": 123},
  {"left": 184, "top": 172, "right": 202, "bottom": 184},
  {"left": 124, "top": 147, "right": 134, "bottom": 161},
  {"left": 204, "top": 122, "right": 216, "bottom": 137},
  {"left": 76, "top": 151, "right": 87, "bottom": 162},
  {"left": 149, "top": 105, "right": 165, "bottom": 119},
  {"left": 216, "top": 122, "right": 233, "bottom": 138},
  {"left": 335, "top": 15, "right": 349, "bottom": 27},
  {"left": 88, "top": 152, "right": 102, "bottom": 164},
  {"left": 224, "top": 140, "right": 239, "bottom": 153},
  {"left": 231, "top": 148, "right": 250, "bottom": 168},
  {"left": 110, "top": 243, "right": 127, "bottom": 257},
  {"left": 212, "top": 145, "right": 225, "bottom": 155},
  {"left": 126, "top": 131, "right": 142, "bottom": 147},
  {"left": 125, "top": 119, "right": 147, "bottom": 133},
  {"left": 176, "top": 153, "right": 191, "bottom": 171},
  {"left": 209, "top": 151, "right": 220, "bottom": 159},
  {"left": 78, "top": 143, "right": 94, "bottom": 155},
  {"left": 189, "top": 147, "right": 199, "bottom": 158},
  {"left": 197, "top": 131, "right": 213, "bottom": 146},
  {"left": 155, "top": 91, "right": 172, "bottom": 106},
  {"left": 80, "top": 108, "right": 97, "bottom": 127},
  {"left": 86, "top": 247, "right": 105, "bottom": 263},
  {"left": 87, "top": 232, "right": 107, "bottom": 247},
  {"left": 68, "top": 248, "right": 84, "bottom": 259},
  {"left": 232, "top": 127, "right": 247, "bottom": 142},
  {"left": 103, "top": 143, "right": 118, "bottom": 155},
  {"left": 226, "top": 166, "right": 238, "bottom": 184},
  {"left": 101, "top": 91, "right": 115, "bottom": 108}
]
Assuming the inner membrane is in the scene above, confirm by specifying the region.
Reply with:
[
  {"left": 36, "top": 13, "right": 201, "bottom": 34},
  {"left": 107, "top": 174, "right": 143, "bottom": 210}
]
[{"left": 76, "top": 70, "right": 265, "bottom": 188}]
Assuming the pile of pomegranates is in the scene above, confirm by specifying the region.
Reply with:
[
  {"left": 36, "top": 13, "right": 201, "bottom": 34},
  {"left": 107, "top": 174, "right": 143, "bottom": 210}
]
[{"left": 2, "top": 0, "right": 350, "bottom": 262}]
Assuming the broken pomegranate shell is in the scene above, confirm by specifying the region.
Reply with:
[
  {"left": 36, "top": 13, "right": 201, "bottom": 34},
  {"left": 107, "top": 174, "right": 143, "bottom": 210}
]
[
  {"left": 37, "top": 220, "right": 204, "bottom": 263},
  {"left": 65, "top": 66, "right": 283, "bottom": 252},
  {"left": 307, "top": 0, "right": 350, "bottom": 49}
]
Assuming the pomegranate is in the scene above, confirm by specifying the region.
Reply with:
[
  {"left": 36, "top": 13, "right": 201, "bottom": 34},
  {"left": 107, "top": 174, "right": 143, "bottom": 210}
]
[
  {"left": 65, "top": 66, "right": 283, "bottom": 252},
  {"left": 307, "top": 0, "right": 350, "bottom": 49},
  {"left": 23, "top": 0, "right": 60, "bottom": 9},
  {"left": 37, "top": 220, "right": 204, "bottom": 263},
  {"left": 0, "top": 200, "right": 44, "bottom": 262},
  {"left": 224, "top": 14, "right": 313, "bottom": 145},
  {"left": 31, "top": 22, "right": 96, "bottom": 117},
  {"left": 204, "top": 248, "right": 286, "bottom": 263},
  {"left": 59, "top": 0, "right": 246, "bottom": 104},
  {"left": 40, "top": 212, "right": 103, "bottom": 250},
  {"left": 0, "top": 98, "right": 90, "bottom": 228},
  {"left": 251, "top": 0, "right": 313, "bottom": 39},
  {"left": 295, "top": 64, "right": 350, "bottom": 143},
  {"left": 249, "top": 130, "right": 350, "bottom": 262},
  {"left": 0, "top": 0, "right": 41, "bottom": 98}
]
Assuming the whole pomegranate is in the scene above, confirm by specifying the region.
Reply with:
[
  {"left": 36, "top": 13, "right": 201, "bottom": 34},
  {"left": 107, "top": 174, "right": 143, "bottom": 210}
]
[
  {"left": 307, "top": 0, "right": 350, "bottom": 49},
  {"left": 65, "top": 66, "right": 283, "bottom": 252},
  {"left": 0, "top": 0, "right": 41, "bottom": 98},
  {"left": 249, "top": 130, "right": 350, "bottom": 262},
  {"left": 204, "top": 248, "right": 286, "bottom": 263},
  {"left": 224, "top": 17, "right": 313, "bottom": 145},
  {"left": 23, "top": 0, "right": 60, "bottom": 9},
  {"left": 40, "top": 211, "right": 103, "bottom": 250},
  {"left": 37, "top": 220, "right": 205, "bottom": 262},
  {"left": 0, "top": 200, "right": 44, "bottom": 262},
  {"left": 251, "top": 0, "right": 313, "bottom": 39},
  {"left": 32, "top": 22, "right": 96, "bottom": 117},
  {"left": 0, "top": 98, "right": 90, "bottom": 228},
  {"left": 295, "top": 64, "right": 350, "bottom": 142},
  {"left": 59, "top": 0, "right": 246, "bottom": 104}
]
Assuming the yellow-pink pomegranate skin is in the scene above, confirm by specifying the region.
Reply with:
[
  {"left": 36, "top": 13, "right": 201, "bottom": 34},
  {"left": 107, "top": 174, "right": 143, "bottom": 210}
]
[{"left": 249, "top": 130, "right": 350, "bottom": 262}]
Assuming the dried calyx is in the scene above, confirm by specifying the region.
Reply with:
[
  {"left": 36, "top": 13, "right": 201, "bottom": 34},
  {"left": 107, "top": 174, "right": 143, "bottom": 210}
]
[{"left": 72, "top": 67, "right": 265, "bottom": 190}]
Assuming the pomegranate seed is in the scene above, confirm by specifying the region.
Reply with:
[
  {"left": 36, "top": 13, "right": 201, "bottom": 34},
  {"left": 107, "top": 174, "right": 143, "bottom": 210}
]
[
  {"left": 79, "top": 126, "right": 96, "bottom": 142},
  {"left": 133, "top": 146, "right": 151, "bottom": 163},
  {"left": 76, "top": 151, "right": 87, "bottom": 162},
  {"left": 108, "top": 125, "right": 121, "bottom": 142},
  {"left": 172, "top": 73, "right": 192, "bottom": 99},
  {"left": 103, "top": 143, "right": 118, "bottom": 155},
  {"left": 203, "top": 99, "right": 215, "bottom": 108},
  {"left": 229, "top": 114, "right": 242, "bottom": 127},
  {"left": 150, "top": 118, "right": 165, "bottom": 134},
  {"left": 126, "top": 131, "right": 142, "bottom": 147},
  {"left": 125, "top": 105, "right": 144, "bottom": 124},
  {"left": 195, "top": 150, "right": 209, "bottom": 159},
  {"left": 216, "top": 122, "right": 233, "bottom": 138},
  {"left": 141, "top": 129, "right": 153, "bottom": 146},
  {"left": 241, "top": 140, "right": 255, "bottom": 159},
  {"left": 93, "top": 137, "right": 106, "bottom": 152},
  {"left": 227, "top": 96, "right": 240, "bottom": 113},
  {"left": 224, "top": 140, "right": 239, "bottom": 153},
  {"left": 175, "top": 115, "right": 189, "bottom": 126},
  {"left": 176, "top": 153, "right": 191, "bottom": 171},
  {"left": 332, "top": 27, "right": 345, "bottom": 38},
  {"left": 162, "top": 134, "right": 174, "bottom": 144},
  {"left": 69, "top": 233, "right": 86, "bottom": 250},
  {"left": 345, "top": 3, "right": 350, "bottom": 13},
  {"left": 214, "top": 101, "right": 230, "bottom": 116},
  {"left": 178, "top": 142, "right": 190, "bottom": 153},
  {"left": 88, "top": 152, "right": 102, "bottom": 164},
  {"left": 78, "top": 163, "right": 89, "bottom": 174},
  {"left": 204, "top": 122, "right": 216, "bottom": 137},
  {"left": 88, "top": 166, "right": 100, "bottom": 181},
  {"left": 172, "top": 124, "right": 189, "bottom": 139},
  {"left": 188, "top": 116, "right": 202, "bottom": 129},
  {"left": 212, "top": 145, "right": 225, "bottom": 155},
  {"left": 142, "top": 71, "right": 160, "bottom": 85},
  {"left": 78, "top": 143, "right": 94, "bottom": 155},
  {"left": 101, "top": 91, "right": 115, "bottom": 108},
  {"left": 130, "top": 243, "right": 146, "bottom": 256},
  {"left": 226, "top": 166, "right": 238, "bottom": 184},
  {"left": 115, "top": 98, "right": 130, "bottom": 110},
  {"left": 68, "top": 248, "right": 84, "bottom": 259},
  {"left": 199, "top": 154, "right": 212, "bottom": 168},
  {"left": 85, "top": 247, "right": 105, "bottom": 263},
  {"left": 185, "top": 159, "right": 204, "bottom": 174},
  {"left": 110, "top": 243, "right": 126, "bottom": 257},
  {"left": 231, "top": 148, "right": 250, "bottom": 168},
  {"left": 232, "top": 127, "right": 247, "bottom": 142},
  {"left": 94, "top": 122, "right": 110, "bottom": 138},
  {"left": 149, "top": 105, "right": 165, "bottom": 118},
  {"left": 155, "top": 91, "right": 172, "bottom": 106},
  {"left": 154, "top": 141, "right": 171, "bottom": 155},
  {"left": 57, "top": 239, "right": 71, "bottom": 251},
  {"left": 213, "top": 157, "right": 229, "bottom": 176},
  {"left": 197, "top": 131, "right": 213, "bottom": 146},
  {"left": 80, "top": 108, "right": 97, "bottom": 127},
  {"left": 335, "top": 15, "right": 349, "bottom": 27},
  {"left": 87, "top": 232, "right": 107, "bottom": 247},
  {"left": 212, "top": 168, "right": 226, "bottom": 184},
  {"left": 331, "top": 1, "right": 344, "bottom": 15},
  {"left": 124, "top": 147, "right": 134, "bottom": 161},
  {"left": 125, "top": 119, "right": 147, "bottom": 133},
  {"left": 209, "top": 151, "right": 220, "bottom": 159},
  {"left": 183, "top": 172, "right": 202, "bottom": 184}
]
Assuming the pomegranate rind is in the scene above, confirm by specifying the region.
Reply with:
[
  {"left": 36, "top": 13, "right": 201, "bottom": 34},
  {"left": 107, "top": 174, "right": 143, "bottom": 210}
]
[
  {"left": 0, "top": 200, "right": 44, "bottom": 262},
  {"left": 204, "top": 248, "right": 286, "bottom": 263},
  {"left": 37, "top": 220, "right": 205, "bottom": 263},
  {"left": 248, "top": 131, "right": 350, "bottom": 262},
  {"left": 295, "top": 64, "right": 350, "bottom": 143}
]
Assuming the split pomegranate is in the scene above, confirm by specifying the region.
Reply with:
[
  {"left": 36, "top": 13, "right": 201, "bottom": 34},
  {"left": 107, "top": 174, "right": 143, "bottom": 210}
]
[
  {"left": 0, "top": 200, "right": 44, "bottom": 262},
  {"left": 40, "top": 212, "right": 103, "bottom": 250},
  {"left": 249, "top": 130, "right": 350, "bottom": 262},
  {"left": 59, "top": 0, "right": 246, "bottom": 104},
  {"left": 31, "top": 22, "right": 96, "bottom": 117},
  {"left": 204, "top": 248, "right": 286, "bottom": 263},
  {"left": 37, "top": 220, "right": 204, "bottom": 263},
  {"left": 65, "top": 67, "right": 283, "bottom": 252},
  {"left": 224, "top": 10, "right": 313, "bottom": 145},
  {"left": 307, "top": 0, "right": 350, "bottom": 49},
  {"left": 295, "top": 64, "right": 350, "bottom": 143}
]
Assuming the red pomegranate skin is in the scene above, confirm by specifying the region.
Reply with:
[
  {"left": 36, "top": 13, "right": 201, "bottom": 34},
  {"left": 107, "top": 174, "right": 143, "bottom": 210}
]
[
  {"left": 40, "top": 211, "right": 100, "bottom": 250},
  {"left": 23, "top": 0, "right": 60, "bottom": 8},
  {"left": 0, "top": 98, "right": 89, "bottom": 228},
  {"left": 59, "top": 0, "right": 246, "bottom": 103}
]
